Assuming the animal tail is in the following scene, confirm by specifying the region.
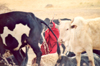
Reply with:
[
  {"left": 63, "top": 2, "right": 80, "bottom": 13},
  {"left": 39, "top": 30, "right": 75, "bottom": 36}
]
[{"left": 29, "top": 13, "right": 61, "bottom": 59}]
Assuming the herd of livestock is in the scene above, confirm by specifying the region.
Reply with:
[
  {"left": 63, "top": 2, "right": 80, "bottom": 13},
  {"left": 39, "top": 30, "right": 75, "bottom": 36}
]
[{"left": 0, "top": 11, "right": 100, "bottom": 66}]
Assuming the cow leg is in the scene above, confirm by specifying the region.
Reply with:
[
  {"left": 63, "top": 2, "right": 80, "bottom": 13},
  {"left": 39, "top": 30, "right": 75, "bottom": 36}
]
[
  {"left": 31, "top": 42, "right": 41, "bottom": 66},
  {"left": 0, "top": 36, "right": 6, "bottom": 65},
  {"left": 0, "top": 36, "right": 5, "bottom": 58},
  {"left": 27, "top": 29, "right": 42, "bottom": 66},
  {"left": 27, "top": 39, "right": 42, "bottom": 66},
  {"left": 86, "top": 48, "right": 95, "bottom": 66},
  {"left": 75, "top": 53, "right": 81, "bottom": 66},
  {"left": 5, "top": 34, "right": 27, "bottom": 65}
]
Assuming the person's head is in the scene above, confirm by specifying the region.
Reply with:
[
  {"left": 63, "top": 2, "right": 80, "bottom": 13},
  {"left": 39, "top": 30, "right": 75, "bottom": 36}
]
[{"left": 49, "top": 22, "right": 53, "bottom": 28}]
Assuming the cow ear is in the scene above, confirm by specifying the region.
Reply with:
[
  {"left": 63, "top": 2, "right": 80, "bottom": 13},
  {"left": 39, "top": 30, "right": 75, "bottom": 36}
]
[{"left": 71, "top": 25, "right": 77, "bottom": 29}]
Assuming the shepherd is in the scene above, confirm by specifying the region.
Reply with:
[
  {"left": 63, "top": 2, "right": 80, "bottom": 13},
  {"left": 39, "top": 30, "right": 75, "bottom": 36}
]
[{"left": 41, "top": 20, "right": 61, "bottom": 55}]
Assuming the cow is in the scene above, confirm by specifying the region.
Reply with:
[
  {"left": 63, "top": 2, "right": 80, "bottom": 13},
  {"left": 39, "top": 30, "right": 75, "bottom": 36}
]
[
  {"left": 58, "top": 17, "right": 100, "bottom": 66},
  {"left": 32, "top": 53, "right": 58, "bottom": 66},
  {"left": 31, "top": 52, "right": 75, "bottom": 66},
  {"left": 32, "top": 52, "right": 100, "bottom": 66},
  {"left": 0, "top": 11, "right": 61, "bottom": 66},
  {"left": 57, "top": 19, "right": 72, "bottom": 54},
  {"left": 56, "top": 53, "right": 100, "bottom": 66}
]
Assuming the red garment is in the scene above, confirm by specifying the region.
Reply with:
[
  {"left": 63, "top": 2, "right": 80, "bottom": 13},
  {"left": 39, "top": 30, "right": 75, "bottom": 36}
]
[{"left": 41, "top": 22, "right": 61, "bottom": 55}]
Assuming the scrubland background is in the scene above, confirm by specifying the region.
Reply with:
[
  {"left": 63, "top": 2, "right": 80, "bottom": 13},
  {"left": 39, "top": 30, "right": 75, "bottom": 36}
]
[{"left": 0, "top": 0, "right": 100, "bottom": 66}]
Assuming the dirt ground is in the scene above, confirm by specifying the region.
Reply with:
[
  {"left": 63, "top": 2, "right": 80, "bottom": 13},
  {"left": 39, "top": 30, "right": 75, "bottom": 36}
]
[{"left": 0, "top": 0, "right": 100, "bottom": 66}]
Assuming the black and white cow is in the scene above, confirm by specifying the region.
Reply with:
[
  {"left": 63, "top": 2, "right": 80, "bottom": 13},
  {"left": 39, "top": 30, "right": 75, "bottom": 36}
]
[
  {"left": 66, "top": 50, "right": 100, "bottom": 58},
  {"left": 0, "top": 11, "right": 61, "bottom": 66},
  {"left": 56, "top": 53, "right": 100, "bottom": 66}
]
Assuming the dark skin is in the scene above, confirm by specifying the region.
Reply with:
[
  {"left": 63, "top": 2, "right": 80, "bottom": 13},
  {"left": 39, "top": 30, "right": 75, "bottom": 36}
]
[{"left": 49, "top": 23, "right": 53, "bottom": 28}]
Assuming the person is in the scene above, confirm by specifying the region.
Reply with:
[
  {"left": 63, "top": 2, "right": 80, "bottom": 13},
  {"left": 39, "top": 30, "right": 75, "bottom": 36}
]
[{"left": 41, "top": 21, "right": 60, "bottom": 55}]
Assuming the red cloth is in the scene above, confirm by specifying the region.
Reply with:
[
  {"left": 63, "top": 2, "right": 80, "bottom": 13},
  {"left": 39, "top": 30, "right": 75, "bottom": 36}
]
[{"left": 41, "top": 22, "right": 61, "bottom": 55}]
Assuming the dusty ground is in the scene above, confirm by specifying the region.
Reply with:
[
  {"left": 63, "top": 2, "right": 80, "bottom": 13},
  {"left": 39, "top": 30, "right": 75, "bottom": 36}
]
[{"left": 0, "top": 0, "right": 100, "bottom": 66}]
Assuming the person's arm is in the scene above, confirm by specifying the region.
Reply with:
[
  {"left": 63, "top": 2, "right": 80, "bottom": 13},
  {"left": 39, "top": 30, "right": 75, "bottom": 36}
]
[{"left": 49, "top": 28, "right": 60, "bottom": 41}]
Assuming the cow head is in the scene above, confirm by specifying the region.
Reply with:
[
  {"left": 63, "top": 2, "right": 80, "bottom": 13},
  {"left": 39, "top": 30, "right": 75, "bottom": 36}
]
[
  {"left": 71, "top": 17, "right": 85, "bottom": 29},
  {"left": 58, "top": 18, "right": 72, "bottom": 42}
]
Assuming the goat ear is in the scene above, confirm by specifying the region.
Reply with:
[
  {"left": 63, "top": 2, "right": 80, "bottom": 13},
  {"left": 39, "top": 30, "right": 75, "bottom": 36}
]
[{"left": 71, "top": 25, "right": 77, "bottom": 29}]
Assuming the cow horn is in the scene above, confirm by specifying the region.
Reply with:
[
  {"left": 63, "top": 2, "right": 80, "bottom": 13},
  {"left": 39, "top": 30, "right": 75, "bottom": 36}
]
[
  {"left": 71, "top": 18, "right": 74, "bottom": 23},
  {"left": 51, "top": 14, "right": 56, "bottom": 22},
  {"left": 51, "top": 17, "right": 54, "bottom": 22}
]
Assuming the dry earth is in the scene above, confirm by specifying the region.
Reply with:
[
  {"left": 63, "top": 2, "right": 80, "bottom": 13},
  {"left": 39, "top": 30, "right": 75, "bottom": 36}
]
[{"left": 0, "top": 0, "right": 100, "bottom": 66}]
